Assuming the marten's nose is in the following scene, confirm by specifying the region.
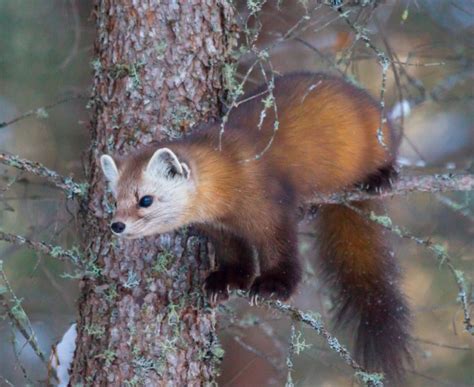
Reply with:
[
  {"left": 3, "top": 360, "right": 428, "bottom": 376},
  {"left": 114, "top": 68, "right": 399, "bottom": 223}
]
[{"left": 111, "top": 222, "right": 126, "bottom": 234}]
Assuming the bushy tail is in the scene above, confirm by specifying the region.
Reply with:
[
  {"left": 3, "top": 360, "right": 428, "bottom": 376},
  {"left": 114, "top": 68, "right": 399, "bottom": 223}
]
[{"left": 314, "top": 199, "right": 411, "bottom": 381}]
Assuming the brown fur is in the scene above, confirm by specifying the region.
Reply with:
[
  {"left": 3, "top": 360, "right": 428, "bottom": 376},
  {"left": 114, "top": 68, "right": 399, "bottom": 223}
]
[
  {"left": 315, "top": 200, "right": 411, "bottom": 380},
  {"left": 107, "top": 72, "right": 410, "bottom": 380}
]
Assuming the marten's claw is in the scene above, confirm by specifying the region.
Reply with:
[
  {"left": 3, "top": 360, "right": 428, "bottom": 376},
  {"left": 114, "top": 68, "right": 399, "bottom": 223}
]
[
  {"left": 204, "top": 270, "right": 230, "bottom": 305},
  {"left": 249, "top": 273, "right": 294, "bottom": 301},
  {"left": 249, "top": 294, "right": 260, "bottom": 306}
]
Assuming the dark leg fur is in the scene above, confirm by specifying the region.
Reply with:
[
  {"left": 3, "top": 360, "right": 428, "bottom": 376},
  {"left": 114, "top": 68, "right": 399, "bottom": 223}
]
[
  {"left": 358, "top": 163, "right": 399, "bottom": 193},
  {"left": 202, "top": 228, "right": 255, "bottom": 304},
  {"left": 250, "top": 214, "right": 302, "bottom": 301}
]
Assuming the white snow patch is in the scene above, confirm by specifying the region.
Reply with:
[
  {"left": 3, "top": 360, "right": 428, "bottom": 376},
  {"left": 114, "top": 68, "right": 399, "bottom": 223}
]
[{"left": 50, "top": 323, "right": 77, "bottom": 387}]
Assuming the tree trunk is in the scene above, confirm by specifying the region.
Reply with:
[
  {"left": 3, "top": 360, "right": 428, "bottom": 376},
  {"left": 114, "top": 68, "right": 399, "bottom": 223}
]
[{"left": 70, "top": 1, "right": 234, "bottom": 385}]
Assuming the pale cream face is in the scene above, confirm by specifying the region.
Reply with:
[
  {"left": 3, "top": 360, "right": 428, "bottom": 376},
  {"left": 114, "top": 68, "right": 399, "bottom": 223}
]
[{"left": 100, "top": 148, "right": 195, "bottom": 239}]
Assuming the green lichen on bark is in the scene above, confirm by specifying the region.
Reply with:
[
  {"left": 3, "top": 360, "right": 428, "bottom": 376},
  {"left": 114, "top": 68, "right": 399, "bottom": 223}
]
[{"left": 69, "top": 1, "right": 236, "bottom": 385}]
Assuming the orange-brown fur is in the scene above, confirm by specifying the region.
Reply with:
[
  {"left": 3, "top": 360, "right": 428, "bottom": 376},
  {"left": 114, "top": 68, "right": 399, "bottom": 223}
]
[{"left": 108, "top": 72, "right": 410, "bottom": 380}]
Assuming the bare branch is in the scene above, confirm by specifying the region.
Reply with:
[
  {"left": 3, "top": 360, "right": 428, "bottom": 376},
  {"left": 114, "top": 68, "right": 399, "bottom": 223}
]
[
  {"left": 311, "top": 173, "right": 474, "bottom": 205},
  {"left": 0, "top": 94, "right": 85, "bottom": 129},
  {"left": 0, "top": 153, "right": 87, "bottom": 198}
]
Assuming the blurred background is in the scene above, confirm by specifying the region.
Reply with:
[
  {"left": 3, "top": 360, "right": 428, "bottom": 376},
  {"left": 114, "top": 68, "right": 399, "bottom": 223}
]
[{"left": 0, "top": 1, "right": 472, "bottom": 386}]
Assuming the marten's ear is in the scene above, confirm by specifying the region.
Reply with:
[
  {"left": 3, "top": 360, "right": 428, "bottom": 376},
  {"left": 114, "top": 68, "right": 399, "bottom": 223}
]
[
  {"left": 146, "top": 148, "right": 190, "bottom": 180},
  {"left": 100, "top": 155, "right": 119, "bottom": 190}
]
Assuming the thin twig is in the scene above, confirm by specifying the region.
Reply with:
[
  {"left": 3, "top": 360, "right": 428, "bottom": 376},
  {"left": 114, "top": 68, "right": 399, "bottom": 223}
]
[
  {"left": 0, "top": 94, "right": 85, "bottom": 129},
  {"left": 413, "top": 337, "right": 471, "bottom": 351},
  {"left": 435, "top": 193, "right": 474, "bottom": 222},
  {"left": 0, "top": 153, "right": 87, "bottom": 198},
  {"left": 0, "top": 231, "right": 80, "bottom": 263},
  {"left": 233, "top": 335, "right": 282, "bottom": 372}
]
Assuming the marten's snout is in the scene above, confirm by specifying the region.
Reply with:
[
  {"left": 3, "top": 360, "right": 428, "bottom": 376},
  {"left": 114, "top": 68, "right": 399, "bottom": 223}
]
[{"left": 111, "top": 221, "right": 126, "bottom": 234}]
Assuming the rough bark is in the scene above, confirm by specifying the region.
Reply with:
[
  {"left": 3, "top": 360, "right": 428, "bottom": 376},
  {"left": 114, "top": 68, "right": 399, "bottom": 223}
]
[{"left": 70, "top": 1, "right": 235, "bottom": 385}]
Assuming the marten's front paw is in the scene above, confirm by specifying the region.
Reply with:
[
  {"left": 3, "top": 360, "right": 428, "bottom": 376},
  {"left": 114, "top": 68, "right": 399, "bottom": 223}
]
[
  {"left": 360, "top": 164, "right": 398, "bottom": 193},
  {"left": 249, "top": 274, "right": 294, "bottom": 303},
  {"left": 204, "top": 271, "right": 230, "bottom": 305}
]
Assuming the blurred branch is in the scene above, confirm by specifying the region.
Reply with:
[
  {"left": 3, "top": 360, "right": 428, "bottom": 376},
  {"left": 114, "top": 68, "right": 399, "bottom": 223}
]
[
  {"left": 0, "top": 153, "right": 87, "bottom": 198},
  {"left": 0, "top": 293, "right": 48, "bottom": 364},
  {"left": 311, "top": 173, "right": 474, "bottom": 205},
  {"left": 347, "top": 204, "right": 474, "bottom": 335},
  {"left": 0, "top": 94, "right": 85, "bottom": 129},
  {"left": 0, "top": 261, "right": 48, "bottom": 366},
  {"left": 413, "top": 337, "right": 471, "bottom": 351},
  {"left": 58, "top": 0, "right": 81, "bottom": 70},
  {"left": 0, "top": 376, "right": 14, "bottom": 387},
  {"left": 233, "top": 335, "right": 283, "bottom": 373},
  {"left": 0, "top": 231, "right": 80, "bottom": 263},
  {"left": 435, "top": 193, "right": 474, "bottom": 222},
  {"left": 235, "top": 291, "right": 384, "bottom": 387}
]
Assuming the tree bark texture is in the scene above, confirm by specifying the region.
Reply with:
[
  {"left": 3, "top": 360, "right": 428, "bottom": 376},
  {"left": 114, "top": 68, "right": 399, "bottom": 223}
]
[{"left": 70, "top": 1, "right": 235, "bottom": 385}]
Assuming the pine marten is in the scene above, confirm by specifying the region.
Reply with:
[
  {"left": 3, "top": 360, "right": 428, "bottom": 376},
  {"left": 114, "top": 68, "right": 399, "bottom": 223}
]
[{"left": 100, "top": 72, "right": 411, "bottom": 380}]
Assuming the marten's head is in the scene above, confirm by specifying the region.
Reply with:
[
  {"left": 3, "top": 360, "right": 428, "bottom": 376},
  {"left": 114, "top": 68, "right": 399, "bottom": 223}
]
[{"left": 100, "top": 148, "right": 194, "bottom": 239}]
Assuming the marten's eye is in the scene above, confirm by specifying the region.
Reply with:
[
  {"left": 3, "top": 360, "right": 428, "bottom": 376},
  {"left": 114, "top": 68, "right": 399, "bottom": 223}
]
[{"left": 138, "top": 195, "right": 153, "bottom": 208}]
